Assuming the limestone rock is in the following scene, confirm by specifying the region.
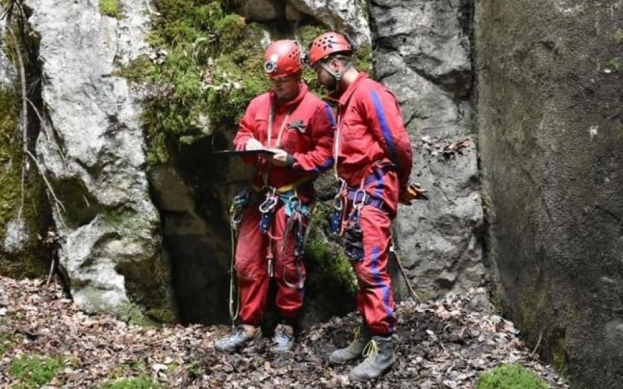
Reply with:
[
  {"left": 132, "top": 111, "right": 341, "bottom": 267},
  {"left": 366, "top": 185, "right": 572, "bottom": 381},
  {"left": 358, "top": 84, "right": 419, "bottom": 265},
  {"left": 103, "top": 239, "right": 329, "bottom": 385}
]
[
  {"left": 289, "top": 0, "right": 371, "bottom": 45},
  {"left": 476, "top": 0, "right": 623, "bottom": 387},
  {"left": 24, "top": 0, "right": 173, "bottom": 319},
  {"left": 371, "top": 0, "right": 484, "bottom": 297},
  {"left": 2, "top": 217, "right": 29, "bottom": 254},
  {"left": 0, "top": 39, "right": 16, "bottom": 85}
]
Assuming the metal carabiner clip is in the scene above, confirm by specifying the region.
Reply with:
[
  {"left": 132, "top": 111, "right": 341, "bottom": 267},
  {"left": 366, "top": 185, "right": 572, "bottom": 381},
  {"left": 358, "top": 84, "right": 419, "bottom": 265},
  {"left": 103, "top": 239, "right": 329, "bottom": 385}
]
[
  {"left": 259, "top": 197, "right": 276, "bottom": 213},
  {"left": 332, "top": 194, "right": 344, "bottom": 211},
  {"left": 259, "top": 188, "right": 278, "bottom": 214},
  {"left": 352, "top": 189, "right": 367, "bottom": 210}
]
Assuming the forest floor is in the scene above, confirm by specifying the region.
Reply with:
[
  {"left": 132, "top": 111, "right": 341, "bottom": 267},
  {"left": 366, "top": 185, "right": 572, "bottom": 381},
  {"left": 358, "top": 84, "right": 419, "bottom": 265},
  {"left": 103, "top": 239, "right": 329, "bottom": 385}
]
[{"left": 0, "top": 277, "right": 568, "bottom": 389}]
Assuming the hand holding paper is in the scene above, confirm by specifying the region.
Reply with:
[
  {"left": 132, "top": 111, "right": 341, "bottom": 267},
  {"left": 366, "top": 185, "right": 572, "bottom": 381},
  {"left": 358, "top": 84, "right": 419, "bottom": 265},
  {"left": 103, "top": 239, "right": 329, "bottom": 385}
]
[{"left": 245, "top": 138, "right": 264, "bottom": 151}]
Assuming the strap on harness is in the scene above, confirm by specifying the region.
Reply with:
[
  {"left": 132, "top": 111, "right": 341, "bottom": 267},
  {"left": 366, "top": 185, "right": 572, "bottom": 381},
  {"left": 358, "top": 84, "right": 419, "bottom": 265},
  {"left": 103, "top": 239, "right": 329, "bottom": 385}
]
[{"left": 227, "top": 189, "right": 252, "bottom": 327}]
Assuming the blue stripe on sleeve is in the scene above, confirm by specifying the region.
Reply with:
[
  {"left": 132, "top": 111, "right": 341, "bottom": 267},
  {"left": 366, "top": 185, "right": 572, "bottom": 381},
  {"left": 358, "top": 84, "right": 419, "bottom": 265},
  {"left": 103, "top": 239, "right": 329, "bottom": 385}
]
[
  {"left": 313, "top": 156, "right": 334, "bottom": 173},
  {"left": 371, "top": 91, "right": 400, "bottom": 174},
  {"left": 323, "top": 103, "right": 336, "bottom": 128}
]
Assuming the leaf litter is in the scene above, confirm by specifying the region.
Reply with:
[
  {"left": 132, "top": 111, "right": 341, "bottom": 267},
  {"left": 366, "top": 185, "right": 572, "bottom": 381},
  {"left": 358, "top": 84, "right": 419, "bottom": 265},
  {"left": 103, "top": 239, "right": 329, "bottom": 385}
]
[{"left": 0, "top": 277, "right": 568, "bottom": 388}]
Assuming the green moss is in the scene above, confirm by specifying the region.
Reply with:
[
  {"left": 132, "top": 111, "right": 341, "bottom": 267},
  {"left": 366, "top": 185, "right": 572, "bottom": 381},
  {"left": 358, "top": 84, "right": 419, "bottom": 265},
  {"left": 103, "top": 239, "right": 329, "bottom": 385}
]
[
  {"left": 107, "top": 360, "right": 148, "bottom": 381},
  {"left": 116, "top": 55, "right": 157, "bottom": 83},
  {"left": 355, "top": 42, "right": 373, "bottom": 75},
  {"left": 0, "top": 86, "right": 50, "bottom": 278},
  {"left": 304, "top": 202, "right": 357, "bottom": 294},
  {"left": 0, "top": 11, "right": 52, "bottom": 278},
  {"left": 8, "top": 355, "right": 64, "bottom": 388},
  {"left": 414, "top": 287, "right": 435, "bottom": 302},
  {"left": 298, "top": 24, "right": 326, "bottom": 46},
  {"left": 145, "top": 307, "right": 176, "bottom": 323},
  {"left": 1, "top": 21, "right": 40, "bottom": 72},
  {"left": 552, "top": 336, "right": 568, "bottom": 378},
  {"left": 606, "top": 57, "right": 623, "bottom": 72},
  {"left": 356, "top": 0, "right": 370, "bottom": 22},
  {"left": 118, "top": 0, "right": 272, "bottom": 165},
  {"left": 477, "top": 364, "right": 549, "bottom": 389},
  {"left": 214, "top": 14, "right": 246, "bottom": 52},
  {"left": 97, "top": 208, "right": 176, "bottom": 324},
  {"left": 208, "top": 22, "right": 270, "bottom": 127},
  {"left": 97, "top": 375, "right": 161, "bottom": 389},
  {"left": 0, "top": 332, "right": 20, "bottom": 356},
  {"left": 99, "top": 0, "right": 122, "bottom": 19},
  {"left": 615, "top": 28, "right": 623, "bottom": 44}
]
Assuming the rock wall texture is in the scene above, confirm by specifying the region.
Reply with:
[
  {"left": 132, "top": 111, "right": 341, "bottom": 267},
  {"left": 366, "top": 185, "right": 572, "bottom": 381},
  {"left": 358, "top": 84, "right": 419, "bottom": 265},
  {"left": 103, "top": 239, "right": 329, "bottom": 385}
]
[
  {"left": 476, "top": 1, "right": 623, "bottom": 387},
  {"left": 0, "top": 16, "right": 52, "bottom": 279},
  {"left": 24, "top": 0, "right": 174, "bottom": 321},
  {"left": 370, "top": 0, "right": 485, "bottom": 299}
]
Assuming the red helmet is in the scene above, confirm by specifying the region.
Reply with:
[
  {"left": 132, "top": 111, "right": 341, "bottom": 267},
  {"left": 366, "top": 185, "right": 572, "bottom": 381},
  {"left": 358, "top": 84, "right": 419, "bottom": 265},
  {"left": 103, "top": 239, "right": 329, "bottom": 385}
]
[
  {"left": 264, "top": 40, "right": 303, "bottom": 78},
  {"left": 308, "top": 32, "right": 353, "bottom": 68}
]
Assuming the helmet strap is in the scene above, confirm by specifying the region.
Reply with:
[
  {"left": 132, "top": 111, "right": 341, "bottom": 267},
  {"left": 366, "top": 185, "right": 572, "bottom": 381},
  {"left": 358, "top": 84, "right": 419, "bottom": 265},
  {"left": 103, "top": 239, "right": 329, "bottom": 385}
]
[{"left": 320, "top": 60, "right": 352, "bottom": 82}]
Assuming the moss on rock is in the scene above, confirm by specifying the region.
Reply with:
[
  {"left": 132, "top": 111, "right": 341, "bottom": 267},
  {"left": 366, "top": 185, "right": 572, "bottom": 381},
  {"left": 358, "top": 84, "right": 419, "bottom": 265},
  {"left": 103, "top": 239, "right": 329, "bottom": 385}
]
[
  {"left": 0, "top": 86, "right": 50, "bottom": 278},
  {"left": 99, "top": 0, "right": 122, "bottom": 19},
  {"left": 98, "top": 207, "right": 176, "bottom": 324},
  {"left": 117, "top": 0, "right": 271, "bottom": 165},
  {"left": 305, "top": 204, "right": 354, "bottom": 289}
]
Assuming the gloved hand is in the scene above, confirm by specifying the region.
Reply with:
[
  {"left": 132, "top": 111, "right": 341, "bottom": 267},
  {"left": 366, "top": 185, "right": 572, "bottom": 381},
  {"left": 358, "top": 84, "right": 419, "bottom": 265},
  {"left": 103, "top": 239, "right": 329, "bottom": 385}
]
[{"left": 399, "top": 182, "right": 428, "bottom": 205}]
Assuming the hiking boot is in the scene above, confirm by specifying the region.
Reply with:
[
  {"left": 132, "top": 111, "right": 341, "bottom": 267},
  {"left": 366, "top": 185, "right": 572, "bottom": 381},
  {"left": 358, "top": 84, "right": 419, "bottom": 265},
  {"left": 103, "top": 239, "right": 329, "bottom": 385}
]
[
  {"left": 329, "top": 323, "right": 371, "bottom": 365},
  {"left": 270, "top": 324, "right": 295, "bottom": 353},
  {"left": 214, "top": 324, "right": 261, "bottom": 353},
  {"left": 348, "top": 335, "right": 395, "bottom": 383}
]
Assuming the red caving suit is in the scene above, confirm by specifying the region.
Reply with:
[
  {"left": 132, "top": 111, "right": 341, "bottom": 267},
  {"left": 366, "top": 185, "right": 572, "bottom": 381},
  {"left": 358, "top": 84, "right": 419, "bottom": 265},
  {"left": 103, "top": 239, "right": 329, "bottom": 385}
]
[
  {"left": 232, "top": 83, "right": 334, "bottom": 325},
  {"left": 331, "top": 72, "right": 413, "bottom": 335}
]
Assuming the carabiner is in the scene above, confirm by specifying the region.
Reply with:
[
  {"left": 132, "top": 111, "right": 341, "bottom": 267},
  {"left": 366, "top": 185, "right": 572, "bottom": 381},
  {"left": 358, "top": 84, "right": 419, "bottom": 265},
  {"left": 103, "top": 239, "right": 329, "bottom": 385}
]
[
  {"left": 259, "top": 188, "right": 278, "bottom": 214},
  {"left": 259, "top": 197, "right": 276, "bottom": 213},
  {"left": 352, "top": 189, "right": 367, "bottom": 210},
  {"left": 332, "top": 195, "right": 344, "bottom": 212}
]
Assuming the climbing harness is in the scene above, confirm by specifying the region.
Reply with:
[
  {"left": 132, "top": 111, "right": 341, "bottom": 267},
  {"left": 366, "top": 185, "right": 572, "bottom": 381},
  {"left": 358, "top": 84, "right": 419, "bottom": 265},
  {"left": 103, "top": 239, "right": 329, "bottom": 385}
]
[
  {"left": 329, "top": 165, "right": 394, "bottom": 262},
  {"left": 227, "top": 99, "right": 317, "bottom": 324}
]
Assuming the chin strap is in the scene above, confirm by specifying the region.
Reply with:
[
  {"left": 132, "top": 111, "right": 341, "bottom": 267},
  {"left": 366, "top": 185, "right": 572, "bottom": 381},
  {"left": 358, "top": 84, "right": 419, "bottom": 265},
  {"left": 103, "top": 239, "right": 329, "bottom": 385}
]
[{"left": 320, "top": 60, "right": 352, "bottom": 83}]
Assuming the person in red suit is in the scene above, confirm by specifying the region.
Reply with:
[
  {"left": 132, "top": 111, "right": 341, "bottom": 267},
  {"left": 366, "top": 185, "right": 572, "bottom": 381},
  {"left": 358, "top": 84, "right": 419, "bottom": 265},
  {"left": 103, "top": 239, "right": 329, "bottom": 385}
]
[
  {"left": 214, "top": 40, "right": 334, "bottom": 354},
  {"left": 308, "top": 32, "right": 414, "bottom": 382}
]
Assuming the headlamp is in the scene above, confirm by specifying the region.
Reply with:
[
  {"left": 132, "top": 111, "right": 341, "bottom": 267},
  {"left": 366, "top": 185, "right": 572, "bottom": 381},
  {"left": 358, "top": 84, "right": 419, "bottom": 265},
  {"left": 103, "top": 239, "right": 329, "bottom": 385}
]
[{"left": 264, "top": 60, "right": 277, "bottom": 74}]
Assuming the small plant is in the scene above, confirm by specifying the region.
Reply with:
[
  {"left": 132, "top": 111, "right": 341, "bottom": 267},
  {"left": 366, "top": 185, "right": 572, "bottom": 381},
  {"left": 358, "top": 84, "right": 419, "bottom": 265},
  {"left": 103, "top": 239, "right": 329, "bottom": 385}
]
[
  {"left": 97, "top": 375, "right": 161, "bottom": 389},
  {"left": 0, "top": 332, "right": 16, "bottom": 356},
  {"left": 606, "top": 57, "right": 623, "bottom": 73},
  {"left": 7, "top": 355, "right": 64, "bottom": 388},
  {"left": 477, "top": 364, "right": 549, "bottom": 389},
  {"left": 99, "top": 0, "right": 122, "bottom": 19}
]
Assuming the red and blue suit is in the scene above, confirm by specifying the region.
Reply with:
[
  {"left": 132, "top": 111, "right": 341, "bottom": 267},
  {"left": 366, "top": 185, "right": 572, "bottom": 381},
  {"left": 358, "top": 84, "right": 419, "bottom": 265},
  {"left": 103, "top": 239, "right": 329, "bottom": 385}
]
[
  {"left": 331, "top": 72, "right": 413, "bottom": 335},
  {"left": 232, "top": 83, "right": 334, "bottom": 326}
]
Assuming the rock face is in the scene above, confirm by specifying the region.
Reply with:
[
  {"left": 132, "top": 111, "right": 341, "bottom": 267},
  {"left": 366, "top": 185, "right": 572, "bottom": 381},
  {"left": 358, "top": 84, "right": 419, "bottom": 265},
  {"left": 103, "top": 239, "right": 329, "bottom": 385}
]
[
  {"left": 289, "top": 0, "right": 371, "bottom": 45},
  {"left": 24, "top": 0, "right": 174, "bottom": 320},
  {"left": 0, "top": 24, "right": 51, "bottom": 278},
  {"left": 476, "top": 1, "right": 623, "bottom": 388},
  {"left": 370, "top": 0, "right": 485, "bottom": 298}
]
